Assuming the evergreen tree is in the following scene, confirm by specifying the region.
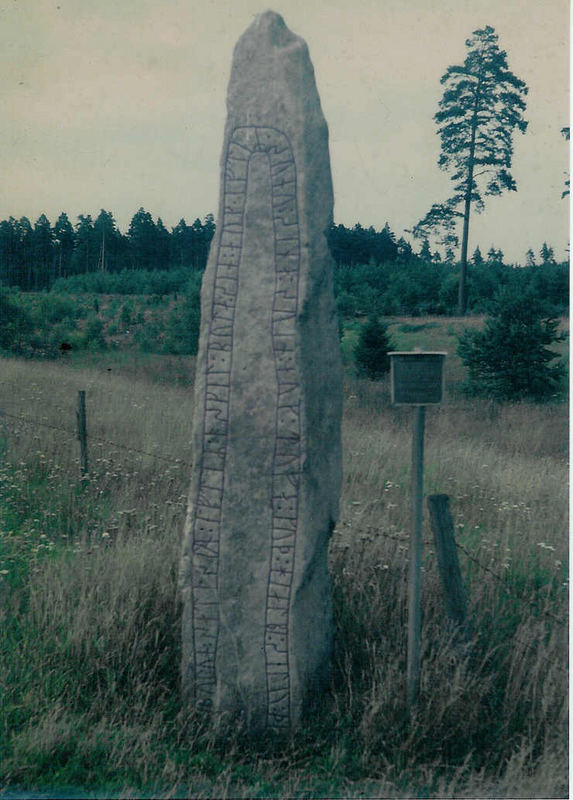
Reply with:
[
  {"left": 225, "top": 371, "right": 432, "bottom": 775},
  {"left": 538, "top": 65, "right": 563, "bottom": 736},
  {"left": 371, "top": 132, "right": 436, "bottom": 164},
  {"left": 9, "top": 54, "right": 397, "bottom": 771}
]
[
  {"left": 373, "top": 222, "right": 398, "bottom": 263},
  {"left": 33, "top": 214, "right": 53, "bottom": 289},
  {"left": 94, "top": 210, "right": 123, "bottom": 273},
  {"left": 419, "top": 238, "right": 432, "bottom": 262},
  {"left": 53, "top": 213, "right": 75, "bottom": 279},
  {"left": 413, "top": 26, "right": 528, "bottom": 314},
  {"left": 354, "top": 316, "right": 396, "bottom": 380},
  {"left": 486, "top": 247, "right": 504, "bottom": 266},
  {"left": 540, "top": 242, "right": 556, "bottom": 265},
  {"left": 16, "top": 217, "right": 34, "bottom": 289},
  {"left": 396, "top": 237, "right": 413, "bottom": 261},
  {"left": 471, "top": 246, "right": 484, "bottom": 267},
  {"left": 128, "top": 208, "right": 158, "bottom": 270},
  {"left": 525, "top": 248, "right": 536, "bottom": 267},
  {"left": 0, "top": 218, "right": 19, "bottom": 285},
  {"left": 444, "top": 246, "right": 456, "bottom": 264},
  {"left": 154, "top": 217, "right": 171, "bottom": 268},
  {"left": 171, "top": 218, "right": 191, "bottom": 267},
  {"left": 73, "top": 215, "right": 96, "bottom": 274},
  {"left": 458, "top": 292, "right": 566, "bottom": 401}
]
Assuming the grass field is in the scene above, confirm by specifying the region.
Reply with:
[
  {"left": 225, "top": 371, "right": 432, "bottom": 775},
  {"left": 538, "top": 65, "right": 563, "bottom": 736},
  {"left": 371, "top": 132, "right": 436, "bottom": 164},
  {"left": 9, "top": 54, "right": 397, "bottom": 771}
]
[{"left": 0, "top": 316, "right": 568, "bottom": 798}]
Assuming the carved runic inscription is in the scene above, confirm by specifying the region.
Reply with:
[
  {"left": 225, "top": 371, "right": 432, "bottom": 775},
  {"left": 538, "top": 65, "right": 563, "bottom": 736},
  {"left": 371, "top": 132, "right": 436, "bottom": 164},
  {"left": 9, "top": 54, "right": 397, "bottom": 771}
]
[{"left": 190, "top": 126, "right": 301, "bottom": 730}]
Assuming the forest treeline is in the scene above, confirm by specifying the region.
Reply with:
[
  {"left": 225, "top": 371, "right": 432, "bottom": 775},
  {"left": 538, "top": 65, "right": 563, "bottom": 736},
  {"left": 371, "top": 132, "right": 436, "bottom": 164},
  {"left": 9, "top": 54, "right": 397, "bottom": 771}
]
[
  {"left": 0, "top": 208, "right": 568, "bottom": 315},
  {"left": 0, "top": 209, "right": 215, "bottom": 290}
]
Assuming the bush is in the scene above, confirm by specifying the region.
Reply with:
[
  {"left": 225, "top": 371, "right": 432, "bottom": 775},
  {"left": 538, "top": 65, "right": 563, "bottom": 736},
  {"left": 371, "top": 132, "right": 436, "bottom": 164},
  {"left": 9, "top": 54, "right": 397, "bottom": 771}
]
[
  {"left": 119, "top": 302, "right": 134, "bottom": 331},
  {"left": 37, "top": 294, "right": 77, "bottom": 325},
  {"left": 0, "top": 286, "right": 36, "bottom": 354},
  {"left": 52, "top": 268, "right": 193, "bottom": 296},
  {"left": 457, "top": 292, "right": 567, "bottom": 401},
  {"left": 354, "top": 316, "right": 395, "bottom": 380},
  {"left": 162, "top": 273, "right": 202, "bottom": 355},
  {"left": 82, "top": 315, "right": 107, "bottom": 350}
]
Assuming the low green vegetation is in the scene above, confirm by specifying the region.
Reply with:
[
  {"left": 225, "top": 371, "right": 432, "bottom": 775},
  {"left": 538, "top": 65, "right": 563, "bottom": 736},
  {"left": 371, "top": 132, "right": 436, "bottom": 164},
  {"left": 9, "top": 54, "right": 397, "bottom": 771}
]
[
  {"left": 334, "top": 257, "right": 568, "bottom": 318},
  {"left": 0, "top": 323, "right": 567, "bottom": 797},
  {"left": 353, "top": 316, "right": 396, "bottom": 379},
  {"left": 458, "top": 292, "right": 568, "bottom": 401},
  {"left": 51, "top": 266, "right": 193, "bottom": 296},
  {"left": 0, "top": 272, "right": 202, "bottom": 358}
]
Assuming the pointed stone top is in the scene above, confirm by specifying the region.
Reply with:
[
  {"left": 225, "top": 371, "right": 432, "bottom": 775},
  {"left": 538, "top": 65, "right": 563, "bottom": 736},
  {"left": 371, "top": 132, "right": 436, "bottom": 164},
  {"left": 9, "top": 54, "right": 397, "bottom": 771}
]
[
  {"left": 242, "top": 9, "right": 299, "bottom": 49},
  {"left": 227, "top": 9, "right": 323, "bottom": 145}
]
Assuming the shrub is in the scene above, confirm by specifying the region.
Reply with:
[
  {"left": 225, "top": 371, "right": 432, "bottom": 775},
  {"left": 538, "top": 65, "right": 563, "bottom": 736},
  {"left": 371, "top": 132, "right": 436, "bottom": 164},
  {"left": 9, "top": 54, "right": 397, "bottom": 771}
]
[
  {"left": 335, "top": 290, "right": 357, "bottom": 319},
  {"left": 162, "top": 273, "right": 202, "bottom": 355},
  {"left": 119, "top": 302, "right": 134, "bottom": 331},
  {"left": 82, "top": 315, "right": 107, "bottom": 350},
  {"left": 457, "top": 292, "right": 567, "bottom": 401},
  {"left": 134, "top": 320, "right": 162, "bottom": 352},
  {"left": 354, "top": 316, "right": 395, "bottom": 380},
  {"left": 0, "top": 286, "right": 36, "bottom": 354},
  {"left": 52, "top": 268, "right": 192, "bottom": 296},
  {"left": 37, "top": 294, "right": 77, "bottom": 325}
]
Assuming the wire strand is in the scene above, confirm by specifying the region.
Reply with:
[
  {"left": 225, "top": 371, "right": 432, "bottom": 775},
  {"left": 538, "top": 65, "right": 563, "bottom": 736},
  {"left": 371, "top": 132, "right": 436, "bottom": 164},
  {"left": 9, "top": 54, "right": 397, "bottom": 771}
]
[{"left": 0, "top": 409, "right": 193, "bottom": 468}]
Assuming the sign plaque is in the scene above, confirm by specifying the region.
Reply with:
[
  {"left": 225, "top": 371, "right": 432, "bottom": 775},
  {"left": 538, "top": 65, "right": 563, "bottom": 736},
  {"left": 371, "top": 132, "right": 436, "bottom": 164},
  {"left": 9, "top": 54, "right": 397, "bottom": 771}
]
[{"left": 389, "top": 352, "right": 447, "bottom": 406}]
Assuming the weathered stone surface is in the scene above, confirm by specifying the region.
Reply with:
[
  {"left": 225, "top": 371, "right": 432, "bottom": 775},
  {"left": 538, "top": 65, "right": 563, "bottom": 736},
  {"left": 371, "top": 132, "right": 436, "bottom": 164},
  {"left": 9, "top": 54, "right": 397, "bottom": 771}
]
[{"left": 179, "top": 10, "right": 342, "bottom": 733}]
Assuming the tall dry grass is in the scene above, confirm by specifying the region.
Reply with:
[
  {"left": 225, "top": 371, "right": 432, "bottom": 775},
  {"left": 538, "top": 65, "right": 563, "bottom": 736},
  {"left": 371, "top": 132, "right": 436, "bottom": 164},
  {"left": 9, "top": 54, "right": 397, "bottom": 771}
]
[{"left": 0, "top": 353, "right": 568, "bottom": 798}]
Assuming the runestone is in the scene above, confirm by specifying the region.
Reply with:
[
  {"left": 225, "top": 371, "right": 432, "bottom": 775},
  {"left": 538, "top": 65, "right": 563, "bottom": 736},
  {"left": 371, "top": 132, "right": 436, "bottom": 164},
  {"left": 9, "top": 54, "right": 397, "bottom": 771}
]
[{"left": 180, "top": 10, "right": 342, "bottom": 733}]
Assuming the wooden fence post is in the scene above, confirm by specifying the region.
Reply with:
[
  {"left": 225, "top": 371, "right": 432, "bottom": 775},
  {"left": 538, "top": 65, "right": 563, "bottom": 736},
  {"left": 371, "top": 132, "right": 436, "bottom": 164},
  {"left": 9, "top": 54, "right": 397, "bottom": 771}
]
[
  {"left": 76, "top": 390, "right": 88, "bottom": 477},
  {"left": 427, "top": 494, "right": 471, "bottom": 642}
]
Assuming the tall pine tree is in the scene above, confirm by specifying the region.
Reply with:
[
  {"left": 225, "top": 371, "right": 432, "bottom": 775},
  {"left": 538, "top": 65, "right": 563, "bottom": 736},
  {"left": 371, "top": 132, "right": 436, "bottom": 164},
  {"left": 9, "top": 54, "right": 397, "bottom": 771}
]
[{"left": 413, "top": 26, "right": 528, "bottom": 314}]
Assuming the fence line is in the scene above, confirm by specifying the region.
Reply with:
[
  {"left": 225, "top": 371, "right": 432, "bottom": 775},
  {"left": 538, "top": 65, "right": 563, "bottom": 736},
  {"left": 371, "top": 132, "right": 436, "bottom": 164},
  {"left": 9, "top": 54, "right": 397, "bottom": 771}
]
[
  {"left": 341, "top": 525, "right": 567, "bottom": 629},
  {"left": 0, "top": 408, "right": 193, "bottom": 468},
  {"left": 0, "top": 404, "right": 567, "bottom": 635}
]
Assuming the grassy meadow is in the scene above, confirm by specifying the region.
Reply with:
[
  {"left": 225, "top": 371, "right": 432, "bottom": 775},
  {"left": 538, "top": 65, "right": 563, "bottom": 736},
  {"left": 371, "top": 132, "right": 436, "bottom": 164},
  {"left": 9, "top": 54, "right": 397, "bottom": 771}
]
[{"left": 0, "top": 316, "right": 568, "bottom": 798}]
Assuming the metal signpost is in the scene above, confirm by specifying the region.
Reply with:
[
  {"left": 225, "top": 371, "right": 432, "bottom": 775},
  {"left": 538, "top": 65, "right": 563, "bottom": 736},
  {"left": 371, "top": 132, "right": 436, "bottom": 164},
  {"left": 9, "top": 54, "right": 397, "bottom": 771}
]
[{"left": 389, "top": 351, "right": 446, "bottom": 710}]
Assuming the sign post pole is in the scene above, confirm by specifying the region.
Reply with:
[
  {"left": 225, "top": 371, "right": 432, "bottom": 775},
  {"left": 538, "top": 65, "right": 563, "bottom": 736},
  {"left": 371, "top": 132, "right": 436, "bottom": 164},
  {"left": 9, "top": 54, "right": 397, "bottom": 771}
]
[
  {"left": 407, "top": 404, "right": 425, "bottom": 709},
  {"left": 389, "top": 350, "right": 446, "bottom": 712}
]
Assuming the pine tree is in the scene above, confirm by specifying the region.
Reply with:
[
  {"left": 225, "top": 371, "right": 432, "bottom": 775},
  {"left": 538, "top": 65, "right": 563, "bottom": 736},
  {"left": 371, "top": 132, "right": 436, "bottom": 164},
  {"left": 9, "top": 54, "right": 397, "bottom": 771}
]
[
  {"left": 94, "top": 210, "right": 123, "bottom": 273},
  {"left": 0, "top": 218, "right": 19, "bottom": 285},
  {"left": 458, "top": 292, "right": 566, "bottom": 401},
  {"left": 419, "top": 238, "right": 432, "bottom": 262},
  {"left": 128, "top": 208, "right": 157, "bottom": 270},
  {"left": 53, "top": 213, "right": 75, "bottom": 279},
  {"left": 525, "top": 248, "right": 536, "bottom": 267},
  {"left": 396, "top": 237, "right": 413, "bottom": 261},
  {"left": 540, "top": 242, "right": 556, "bottom": 265},
  {"left": 33, "top": 214, "right": 53, "bottom": 289},
  {"left": 73, "top": 215, "right": 96, "bottom": 275},
  {"left": 471, "top": 246, "right": 484, "bottom": 267},
  {"left": 354, "top": 316, "right": 395, "bottom": 380},
  {"left": 413, "top": 26, "right": 528, "bottom": 315}
]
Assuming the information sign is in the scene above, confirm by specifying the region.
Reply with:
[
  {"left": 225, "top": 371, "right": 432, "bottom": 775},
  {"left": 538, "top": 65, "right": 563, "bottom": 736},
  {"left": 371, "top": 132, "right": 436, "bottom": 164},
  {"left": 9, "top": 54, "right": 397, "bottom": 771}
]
[{"left": 390, "top": 352, "right": 446, "bottom": 406}]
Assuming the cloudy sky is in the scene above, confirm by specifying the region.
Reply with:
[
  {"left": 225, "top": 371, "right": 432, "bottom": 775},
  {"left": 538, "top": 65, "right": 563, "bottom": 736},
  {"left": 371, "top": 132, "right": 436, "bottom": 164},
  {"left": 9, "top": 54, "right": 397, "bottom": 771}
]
[{"left": 2, "top": 0, "right": 569, "bottom": 263}]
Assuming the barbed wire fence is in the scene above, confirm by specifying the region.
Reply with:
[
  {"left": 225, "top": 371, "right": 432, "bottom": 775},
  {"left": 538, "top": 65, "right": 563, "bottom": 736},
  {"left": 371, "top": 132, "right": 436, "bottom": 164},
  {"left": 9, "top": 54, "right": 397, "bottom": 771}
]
[
  {"left": 0, "top": 407, "right": 193, "bottom": 469},
  {"left": 0, "top": 396, "right": 567, "bottom": 675}
]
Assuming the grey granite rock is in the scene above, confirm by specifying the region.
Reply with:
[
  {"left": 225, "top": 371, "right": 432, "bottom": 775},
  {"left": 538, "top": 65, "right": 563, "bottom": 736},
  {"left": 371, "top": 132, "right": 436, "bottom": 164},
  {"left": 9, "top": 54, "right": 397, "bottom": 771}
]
[{"left": 179, "top": 10, "right": 342, "bottom": 733}]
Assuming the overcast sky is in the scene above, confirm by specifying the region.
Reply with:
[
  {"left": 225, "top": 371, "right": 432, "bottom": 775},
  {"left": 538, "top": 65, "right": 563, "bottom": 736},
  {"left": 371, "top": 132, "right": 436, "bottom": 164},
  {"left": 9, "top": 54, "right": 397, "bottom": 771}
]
[{"left": 2, "top": 0, "right": 569, "bottom": 263}]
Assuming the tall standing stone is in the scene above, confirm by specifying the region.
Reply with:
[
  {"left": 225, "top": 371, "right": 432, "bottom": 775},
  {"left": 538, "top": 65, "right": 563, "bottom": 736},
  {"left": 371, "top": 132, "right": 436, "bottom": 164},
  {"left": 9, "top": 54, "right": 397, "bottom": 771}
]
[{"left": 179, "top": 10, "right": 342, "bottom": 733}]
